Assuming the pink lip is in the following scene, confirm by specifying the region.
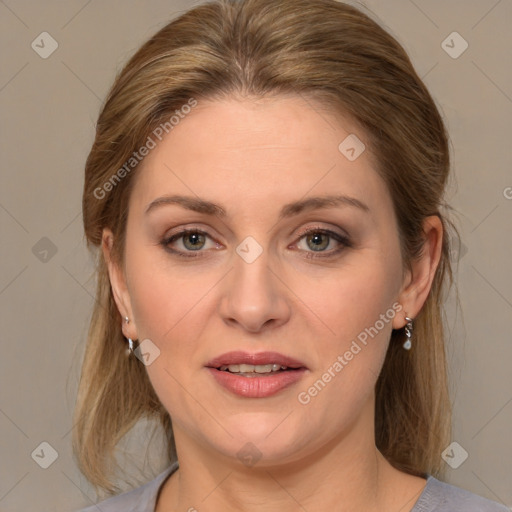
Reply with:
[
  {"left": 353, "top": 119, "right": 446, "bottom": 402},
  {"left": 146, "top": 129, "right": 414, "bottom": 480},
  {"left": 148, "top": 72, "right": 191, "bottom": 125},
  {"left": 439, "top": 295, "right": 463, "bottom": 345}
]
[
  {"left": 205, "top": 351, "right": 307, "bottom": 369},
  {"left": 205, "top": 351, "right": 308, "bottom": 398}
]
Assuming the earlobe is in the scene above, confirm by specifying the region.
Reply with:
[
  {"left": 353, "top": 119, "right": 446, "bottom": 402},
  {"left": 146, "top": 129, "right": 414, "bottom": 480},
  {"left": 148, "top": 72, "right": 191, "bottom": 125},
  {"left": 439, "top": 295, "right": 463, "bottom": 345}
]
[
  {"left": 392, "top": 215, "right": 443, "bottom": 329},
  {"left": 101, "top": 228, "right": 138, "bottom": 340}
]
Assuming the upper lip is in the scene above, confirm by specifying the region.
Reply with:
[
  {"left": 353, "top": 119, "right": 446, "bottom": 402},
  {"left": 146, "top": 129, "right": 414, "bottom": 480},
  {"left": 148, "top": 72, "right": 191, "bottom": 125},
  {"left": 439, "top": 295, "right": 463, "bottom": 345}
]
[{"left": 206, "top": 351, "right": 307, "bottom": 369}]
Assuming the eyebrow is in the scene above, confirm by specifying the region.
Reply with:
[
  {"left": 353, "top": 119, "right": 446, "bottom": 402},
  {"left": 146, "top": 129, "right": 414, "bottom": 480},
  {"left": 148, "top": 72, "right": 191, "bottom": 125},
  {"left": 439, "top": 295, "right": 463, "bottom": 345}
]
[{"left": 145, "top": 193, "right": 370, "bottom": 220}]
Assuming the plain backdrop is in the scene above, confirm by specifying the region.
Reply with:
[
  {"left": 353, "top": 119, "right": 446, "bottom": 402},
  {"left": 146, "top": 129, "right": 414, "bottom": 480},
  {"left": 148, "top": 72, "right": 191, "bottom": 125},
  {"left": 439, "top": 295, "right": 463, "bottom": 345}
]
[{"left": 0, "top": 1, "right": 511, "bottom": 510}]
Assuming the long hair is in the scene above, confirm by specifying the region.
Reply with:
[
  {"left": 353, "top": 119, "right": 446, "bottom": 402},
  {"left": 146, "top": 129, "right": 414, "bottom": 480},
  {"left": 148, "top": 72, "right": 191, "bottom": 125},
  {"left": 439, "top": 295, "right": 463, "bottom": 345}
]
[{"left": 74, "top": 0, "right": 458, "bottom": 495}]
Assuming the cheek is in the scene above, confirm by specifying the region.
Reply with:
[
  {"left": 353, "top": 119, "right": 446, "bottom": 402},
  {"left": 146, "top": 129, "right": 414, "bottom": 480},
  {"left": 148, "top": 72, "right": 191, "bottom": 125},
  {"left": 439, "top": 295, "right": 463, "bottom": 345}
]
[
  {"left": 296, "top": 258, "right": 401, "bottom": 345},
  {"left": 128, "top": 264, "right": 215, "bottom": 351},
  {"left": 125, "top": 256, "right": 216, "bottom": 424},
  {"left": 274, "top": 260, "right": 400, "bottom": 454},
  {"left": 291, "top": 254, "right": 402, "bottom": 407},
  {"left": 124, "top": 233, "right": 213, "bottom": 336}
]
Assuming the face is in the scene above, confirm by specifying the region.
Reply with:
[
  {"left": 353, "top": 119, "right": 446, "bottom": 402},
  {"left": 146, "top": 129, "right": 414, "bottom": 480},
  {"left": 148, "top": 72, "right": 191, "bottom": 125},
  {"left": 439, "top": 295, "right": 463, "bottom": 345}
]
[{"left": 108, "top": 95, "right": 414, "bottom": 468}]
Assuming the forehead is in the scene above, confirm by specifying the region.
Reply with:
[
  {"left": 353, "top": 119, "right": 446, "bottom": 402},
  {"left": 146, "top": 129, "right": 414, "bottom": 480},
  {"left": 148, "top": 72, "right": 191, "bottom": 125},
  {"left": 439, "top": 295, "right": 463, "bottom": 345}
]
[{"left": 129, "top": 95, "right": 391, "bottom": 219}]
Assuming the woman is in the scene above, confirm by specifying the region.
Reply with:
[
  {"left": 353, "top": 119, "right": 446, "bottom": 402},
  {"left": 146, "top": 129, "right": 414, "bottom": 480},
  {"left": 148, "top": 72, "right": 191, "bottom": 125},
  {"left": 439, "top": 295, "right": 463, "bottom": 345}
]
[{"left": 73, "top": 0, "right": 508, "bottom": 510}]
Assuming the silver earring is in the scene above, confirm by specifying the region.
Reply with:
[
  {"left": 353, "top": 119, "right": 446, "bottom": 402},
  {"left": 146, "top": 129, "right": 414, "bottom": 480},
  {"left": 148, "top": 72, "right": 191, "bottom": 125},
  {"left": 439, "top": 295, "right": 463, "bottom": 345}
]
[
  {"left": 403, "top": 316, "right": 413, "bottom": 350},
  {"left": 124, "top": 317, "right": 134, "bottom": 355}
]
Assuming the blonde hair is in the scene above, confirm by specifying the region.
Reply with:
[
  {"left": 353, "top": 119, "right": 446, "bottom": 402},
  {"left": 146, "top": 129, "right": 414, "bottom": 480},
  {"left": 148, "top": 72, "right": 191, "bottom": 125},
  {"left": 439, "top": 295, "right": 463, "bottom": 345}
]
[{"left": 74, "top": 0, "right": 458, "bottom": 495}]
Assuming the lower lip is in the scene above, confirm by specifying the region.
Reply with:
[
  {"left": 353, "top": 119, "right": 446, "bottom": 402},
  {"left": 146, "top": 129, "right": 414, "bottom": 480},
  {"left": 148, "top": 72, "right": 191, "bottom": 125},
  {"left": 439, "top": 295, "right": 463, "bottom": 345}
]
[{"left": 207, "top": 367, "right": 307, "bottom": 398}]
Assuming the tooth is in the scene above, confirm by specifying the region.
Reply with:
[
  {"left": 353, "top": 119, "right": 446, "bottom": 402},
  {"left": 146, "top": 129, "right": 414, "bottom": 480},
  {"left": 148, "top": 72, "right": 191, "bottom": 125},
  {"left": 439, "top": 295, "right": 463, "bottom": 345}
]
[
  {"left": 254, "top": 364, "right": 273, "bottom": 373},
  {"left": 223, "top": 363, "right": 288, "bottom": 374}
]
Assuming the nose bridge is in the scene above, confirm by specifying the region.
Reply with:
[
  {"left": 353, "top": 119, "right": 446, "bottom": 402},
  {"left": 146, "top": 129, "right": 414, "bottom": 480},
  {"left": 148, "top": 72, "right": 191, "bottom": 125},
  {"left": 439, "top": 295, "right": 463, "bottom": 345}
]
[
  {"left": 218, "top": 235, "right": 290, "bottom": 331},
  {"left": 233, "top": 238, "right": 272, "bottom": 295}
]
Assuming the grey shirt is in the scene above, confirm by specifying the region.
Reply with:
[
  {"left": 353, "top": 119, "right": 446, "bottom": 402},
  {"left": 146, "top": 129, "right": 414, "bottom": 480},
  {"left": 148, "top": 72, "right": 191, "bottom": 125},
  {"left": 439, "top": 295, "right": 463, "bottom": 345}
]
[{"left": 76, "top": 461, "right": 508, "bottom": 511}]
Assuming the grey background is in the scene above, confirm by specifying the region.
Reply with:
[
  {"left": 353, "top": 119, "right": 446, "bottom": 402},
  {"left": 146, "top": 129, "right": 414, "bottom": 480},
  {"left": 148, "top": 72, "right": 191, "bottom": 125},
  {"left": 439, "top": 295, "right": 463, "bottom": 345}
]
[{"left": 0, "top": 1, "right": 511, "bottom": 510}]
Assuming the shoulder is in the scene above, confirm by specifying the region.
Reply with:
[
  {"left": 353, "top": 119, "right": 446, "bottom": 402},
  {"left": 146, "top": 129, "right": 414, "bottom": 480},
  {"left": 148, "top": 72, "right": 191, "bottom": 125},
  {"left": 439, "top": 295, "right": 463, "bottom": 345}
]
[
  {"left": 412, "top": 475, "right": 509, "bottom": 512},
  {"left": 73, "top": 462, "right": 178, "bottom": 512}
]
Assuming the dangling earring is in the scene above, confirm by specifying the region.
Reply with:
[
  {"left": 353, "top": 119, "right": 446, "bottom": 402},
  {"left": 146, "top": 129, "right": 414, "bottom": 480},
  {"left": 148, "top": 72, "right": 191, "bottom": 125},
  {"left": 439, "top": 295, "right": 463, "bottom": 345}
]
[
  {"left": 124, "top": 316, "right": 134, "bottom": 355},
  {"left": 403, "top": 316, "right": 413, "bottom": 350}
]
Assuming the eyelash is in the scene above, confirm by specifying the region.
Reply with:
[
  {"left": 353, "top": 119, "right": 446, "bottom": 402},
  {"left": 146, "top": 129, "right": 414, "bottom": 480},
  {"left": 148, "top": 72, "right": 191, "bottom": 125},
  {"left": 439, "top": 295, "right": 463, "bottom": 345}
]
[{"left": 161, "top": 226, "right": 352, "bottom": 260}]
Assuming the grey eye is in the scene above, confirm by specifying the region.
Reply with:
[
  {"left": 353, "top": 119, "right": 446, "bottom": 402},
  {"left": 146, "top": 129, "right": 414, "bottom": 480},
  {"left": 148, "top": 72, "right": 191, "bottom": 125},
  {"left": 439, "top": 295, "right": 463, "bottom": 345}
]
[
  {"left": 305, "top": 232, "right": 330, "bottom": 251},
  {"left": 182, "top": 232, "right": 206, "bottom": 250}
]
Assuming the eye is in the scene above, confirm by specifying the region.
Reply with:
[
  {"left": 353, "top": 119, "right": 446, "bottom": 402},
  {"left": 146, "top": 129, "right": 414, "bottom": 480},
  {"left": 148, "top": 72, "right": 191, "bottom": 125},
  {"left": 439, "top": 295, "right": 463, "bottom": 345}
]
[
  {"left": 161, "top": 228, "right": 220, "bottom": 257},
  {"left": 294, "top": 227, "right": 351, "bottom": 258},
  {"left": 161, "top": 226, "right": 351, "bottom": 259}
]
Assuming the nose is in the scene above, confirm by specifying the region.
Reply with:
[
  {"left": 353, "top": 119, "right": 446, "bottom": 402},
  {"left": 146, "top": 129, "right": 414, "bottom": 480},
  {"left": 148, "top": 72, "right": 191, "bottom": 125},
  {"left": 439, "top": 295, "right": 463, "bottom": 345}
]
[{"left": 217, "top": 245, "right": 291, "bottom": 333}]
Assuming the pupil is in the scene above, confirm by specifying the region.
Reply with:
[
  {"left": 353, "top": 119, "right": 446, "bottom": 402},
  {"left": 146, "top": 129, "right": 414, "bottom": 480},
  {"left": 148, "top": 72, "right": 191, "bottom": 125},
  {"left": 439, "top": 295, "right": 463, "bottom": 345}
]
[
  {"left": 308, "top": 233, "right": 328, "bottom": 251},
  {"left": 185, "top": 232, "right": 204, "bottom": 250}
]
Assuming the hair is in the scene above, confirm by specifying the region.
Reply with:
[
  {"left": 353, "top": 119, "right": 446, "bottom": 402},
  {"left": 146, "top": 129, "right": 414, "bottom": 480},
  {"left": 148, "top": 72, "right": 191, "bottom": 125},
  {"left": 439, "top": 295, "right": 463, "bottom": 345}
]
[{"left": 74, "top": 0, "right": 459, "bottom": 496}]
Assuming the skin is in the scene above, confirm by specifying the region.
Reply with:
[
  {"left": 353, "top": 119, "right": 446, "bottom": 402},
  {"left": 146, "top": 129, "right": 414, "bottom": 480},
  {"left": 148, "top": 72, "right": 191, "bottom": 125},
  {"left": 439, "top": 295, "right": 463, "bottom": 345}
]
[{"left": 103, "top": 94, "right": 443, "bottom": 511}]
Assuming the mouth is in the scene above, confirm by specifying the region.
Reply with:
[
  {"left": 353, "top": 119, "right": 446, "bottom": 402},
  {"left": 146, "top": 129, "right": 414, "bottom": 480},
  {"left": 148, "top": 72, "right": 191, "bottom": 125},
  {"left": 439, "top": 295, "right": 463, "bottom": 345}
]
[
  {"left": 205, "top": 351, "right": 308, "bottom": 398},
  {"left": 217, "top": 363, "right": 301, "bottom": 377},
  {"left": 206, "top": 350, "right": 307, "bottom": 373}
]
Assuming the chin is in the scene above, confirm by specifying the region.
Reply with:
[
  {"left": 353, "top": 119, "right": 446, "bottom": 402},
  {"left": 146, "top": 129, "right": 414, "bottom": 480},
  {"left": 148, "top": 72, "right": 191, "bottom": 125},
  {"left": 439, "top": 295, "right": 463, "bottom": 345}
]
[{"left": 212, "top": 418, "right": 312, "bottom": 464}]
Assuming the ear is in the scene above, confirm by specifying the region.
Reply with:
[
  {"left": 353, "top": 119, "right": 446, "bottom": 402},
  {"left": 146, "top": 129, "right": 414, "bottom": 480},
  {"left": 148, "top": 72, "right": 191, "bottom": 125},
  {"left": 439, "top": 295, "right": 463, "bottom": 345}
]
[
  {"left": 102, "top": 228, "right": 138, "bottom": 340},
  {"left": 392, "top": 215, "right": 444, "bottom": 329}
]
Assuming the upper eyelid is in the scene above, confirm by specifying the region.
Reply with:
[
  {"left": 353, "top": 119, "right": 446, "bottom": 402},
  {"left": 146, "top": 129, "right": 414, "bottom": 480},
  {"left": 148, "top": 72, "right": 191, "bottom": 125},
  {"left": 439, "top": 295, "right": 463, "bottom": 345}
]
[{"left": 294, "top": 225, "right": 349, "bottom": 240}]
